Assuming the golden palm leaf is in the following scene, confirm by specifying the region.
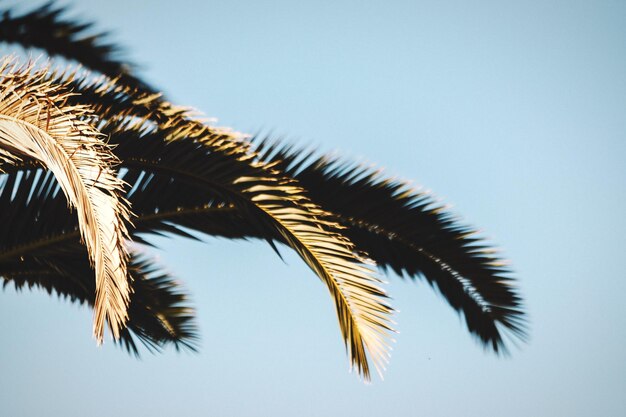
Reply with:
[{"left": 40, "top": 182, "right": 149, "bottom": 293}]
[
  {"left": 118, "top": 111, "right": 397, "bottom": 380},
  {"left": 0, "top": 59, "right": 132, "bottom": 343}
]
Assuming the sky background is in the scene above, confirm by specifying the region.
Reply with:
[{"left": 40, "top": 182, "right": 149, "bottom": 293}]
[{"left": 1, "top": 1, "right": 625, "bottom": 416}]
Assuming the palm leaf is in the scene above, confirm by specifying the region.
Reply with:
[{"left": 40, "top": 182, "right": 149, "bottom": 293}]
[
  {"left": 0, "top": 60, "right": 132, "bottom": 343},
  {"left": 118, "top": 136, "right": 526, "bottom": 352},
  {"left": 108, "top": 120, "right": 395, "bottom": 379},
  {"left": 254, "top": 139, "right": 527, "bottom": 351}
]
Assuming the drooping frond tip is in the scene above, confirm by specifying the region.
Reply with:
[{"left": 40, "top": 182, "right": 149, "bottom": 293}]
[
  {"left": 253, "top": 137, "right": 527, "bottom": 352},
  {"left": 234, "top": 174, "right": 396, "bottom": 379},
  {"left": 0, "top": 58, "right": 132, "bottom": 343},
  {"left": 101, "top": 112, "right": 396, "bottom": 380}
]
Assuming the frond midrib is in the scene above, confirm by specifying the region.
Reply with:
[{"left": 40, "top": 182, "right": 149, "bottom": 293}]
[
  {"left": 339, "top": 214, "right": 497, "bottom": 314},
  {"left": 0, "top": 205, "right": 236, "bottom": 261}
]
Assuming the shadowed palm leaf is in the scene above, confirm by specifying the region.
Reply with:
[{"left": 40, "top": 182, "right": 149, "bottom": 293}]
[
  {"left": 114, "top": 120, "right": 395, "bottom": 377},
  {"left": 254, "top": 140, "right": 527, "bottom": 351},
  {"left": 1, "top": 246, "right": 198, "bottom": 354},
  {"left": 0, "top": 59, "right": 132, "bottom": 343}
]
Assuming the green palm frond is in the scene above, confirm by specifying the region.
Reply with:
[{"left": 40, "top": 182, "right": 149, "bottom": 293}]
[
  {"left": 0, "top": 60, "right": 133, "bottom": 343},
  {"left": 0, "top": 2, "right": 152, "bottom": 91},
  {"left": 254, "top": 139, "right": 527, "bottom": 351}
]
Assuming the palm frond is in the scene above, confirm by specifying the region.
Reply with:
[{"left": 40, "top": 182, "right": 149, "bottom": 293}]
[
  {"left": 119, "top": 134, "right": 527, "bottom": 352},
  {"left": 1, "top": 247, "right": 198, "bottom": 354},
  {"left": 0, "top": 2, "right": 151, "bottom": 91},
  {"left": 254, "top": 139, "right": 527, "bottom": 352},
  {"left": 52, "top": 76, "right": 396, "bottom": 377},
  {"left": 0, "top": 59, "right": 132, "bottom": 343},
  {"left": 107, "top": 120, "right": 395, "bottom": 379}
]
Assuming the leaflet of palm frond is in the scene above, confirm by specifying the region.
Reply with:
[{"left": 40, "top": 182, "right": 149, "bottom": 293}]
[
  {"left": 0, "top": 60, "right": 132, "bottom": 343},
  {"left": 0, "top": 243, "right": 198, "bottom": 355},
  {"left": 103, "top": 121, "right": 394, "bottom": 380},
  {"left": 254, "top": 139, "right": 527, "bottom": 352},
  {"left": 0, "top": 2, "right": 152, "bottom": 92}
]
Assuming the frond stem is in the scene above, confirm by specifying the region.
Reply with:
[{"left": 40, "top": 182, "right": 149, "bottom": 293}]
[
  {"left": 0, "top": 205, "right": 236, "bottom": 262},
  {"left": 339, "top": 215, "right": 493, "bottom": 313}
]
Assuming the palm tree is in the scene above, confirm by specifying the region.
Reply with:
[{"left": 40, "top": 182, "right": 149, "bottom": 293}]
[{"left": 0, "top": 3, "right": 526, "bottom": 380}]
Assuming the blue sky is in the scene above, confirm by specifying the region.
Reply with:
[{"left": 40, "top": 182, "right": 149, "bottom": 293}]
[{"left": 1, "top": 1, "right": 625, "bottom": 416}]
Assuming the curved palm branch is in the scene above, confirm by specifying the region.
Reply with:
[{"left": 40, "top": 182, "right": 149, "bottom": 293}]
[
  {"left": 253, "top": 140, "right": 527, "bottom": 351},
  {"left": 63, "top": 70, "right": 525, "bottom": 352},
  {"left": 58, "top": 77, "right": 397, "bottom": 377},
  {"left": 0, "top": 60, "right": 132, "bottom": 343},
  {"left": 114, "top": 132, "right": 526, "bottom": 352},
  {"left": 109, "top": 120, "right": 395, "bottom": 379}
]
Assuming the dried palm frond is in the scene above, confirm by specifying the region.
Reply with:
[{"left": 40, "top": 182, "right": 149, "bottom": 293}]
[
  {"left": 0, "top": 59, "right": 132, "bottom": 343},
  {"left": 40, "top": 66, "right": 524, "bottom": 363},
  {"left": 106, "top": 119, "right": 395, "bottom": 379}
]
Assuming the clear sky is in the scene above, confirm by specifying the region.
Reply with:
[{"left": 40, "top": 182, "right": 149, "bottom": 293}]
[{"left": 1, "top": 1, "right": 625, "bottom": 416}]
